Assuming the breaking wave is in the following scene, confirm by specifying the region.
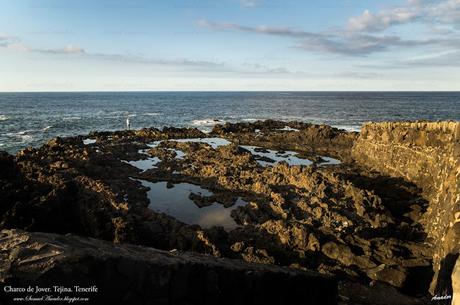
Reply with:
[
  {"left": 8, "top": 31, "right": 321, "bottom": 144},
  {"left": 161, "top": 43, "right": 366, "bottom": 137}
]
[
  {"left": 191, "top": 119, "right": 224, "bottom": 126},
  {"left": 332, "top": 125, "right": 361, "bottom": 132},
  {"left": 143, "top": 112, "right": 160, "bottom": 116}
]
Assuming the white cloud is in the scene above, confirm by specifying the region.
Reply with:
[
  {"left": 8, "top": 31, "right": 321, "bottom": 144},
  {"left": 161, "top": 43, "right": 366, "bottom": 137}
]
[
  {"left": 297, "top": 34, "right": 436, "bottom": 56},
  {"left": 347, "top": 0, "right": 460, "bottom": 33},
  {"left": 198, "top": 0, "right": 460, "bottom": 57},
  {"left": 347, "top": 7, "right": 419, "bottom": 32},
  {"left": 0, "top": 33, "right": 244, "bottom": 74},
  {"left": 0, "top": 36, "right": 31, "bottom": 52},
  {"left": 198, "top": 19, "right": 439, "bottom": 56},
  {"left": 0, "top": 36, "right": 85, "bottom": 54},
  {"left": 428, "top": 0, "right": 460, "bottom": 23},
  {"left": 402, "top": 49, "right": 460, "bottom": 66},
  {"left": 240, "top": 0, "right": 261, "bottom": 7},
  {"left": 38, "top": 45, "right": 86, "bottom": 54},
  {"left": 197, "top": 19, "right": 321, "bottom": 38},
  {"left": 0, "top": 35, "right": 21, "bottom": 47}
]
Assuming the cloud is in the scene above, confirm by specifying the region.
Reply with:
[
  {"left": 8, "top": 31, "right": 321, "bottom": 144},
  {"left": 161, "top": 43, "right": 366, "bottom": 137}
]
[
  {"left": 197, "top": 20, "right": 322, "bottom": 39},
  {"left": 90, "top": 52, "right": 225, "bottom": 68},
  {"left": 0, "top": 36, "right": 31, "bottom": 52},
  {"left": 38, "top": 45, "right": 86, "bottom": 54},
  {"left": 242, "top": 62, "right": 300, "bottom": 74},
  {"left": 358, "top": 49, "right": 460, "bottom": 69},
  {"left": 296, "top": 34, "right": 435, "bottom": 56},
  {"left": 347, "top": 0, "right": 460, "bottom": 32},
  {"left": 240, "top": 0, "right": 261, "bottom": 7},
  {"left": 2, "top": 32, "right": 310, "bottom": 76},
  {"left": 336, "top": 71, "right": 381, "bottom": 79},
  {"left": 0, "top": 35, "right": 22, "bottom": 47},
  {"left": 347, "top": 7, "right": 419, "bottom": 32},
  {"left": 198, "top": 0, "right": 460, "bottom": 57},
  {"left": 0, "top": 35, "right": 11, "bottom": 45},
  {"left": 0, "top": 34, "right": 226, "bottom": 70},
  {"left": 0, "top": 36, "right": 85, "bottom": 54},
  {"left": 198, "top": 19, "right": 437, "bottom": 56},
  {"left": 400, "top": 49, "right": 460, "bottom": 67}
]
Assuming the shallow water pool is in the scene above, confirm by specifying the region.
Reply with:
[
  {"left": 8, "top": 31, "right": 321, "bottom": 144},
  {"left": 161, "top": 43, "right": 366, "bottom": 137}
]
[
  {"left": 83, "top": 138, "right": 96, "bottom": 145},
  {"left": 122, "top": 157, "right": 161, "bottom": 172},
  {"left": 240, "top": 145, "right": 313, "bottom": 166},
  {"left": 139, "top": 180, "right": 246, "bottom": 230},
  {"left": 240, "top": 145, "right": 341, "bottom": 167},
  {"left": 146, "top": 137, "right": 231, "bottom": 149}
]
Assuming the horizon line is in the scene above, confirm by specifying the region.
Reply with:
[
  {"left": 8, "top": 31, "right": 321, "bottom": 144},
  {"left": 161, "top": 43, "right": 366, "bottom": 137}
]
[{"left": 1, "top": 90, "right": 460, "bottom": 93}]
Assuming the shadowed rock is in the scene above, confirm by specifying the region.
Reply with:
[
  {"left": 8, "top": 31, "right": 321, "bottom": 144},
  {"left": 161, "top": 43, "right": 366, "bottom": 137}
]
[{"left": 0, "top": 229, "right": 336, "bottom": 305}]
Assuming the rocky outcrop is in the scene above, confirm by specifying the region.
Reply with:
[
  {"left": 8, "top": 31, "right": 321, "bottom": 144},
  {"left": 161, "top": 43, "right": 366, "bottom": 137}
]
[
  {"left": 2, "top": 120, "right": 455, "bottom": 304},
  {"left": 0, "top": 229, "right": 336, "bottom": 305},
  {"left": 0, "top": 137, "right": 133, "bottom": 241},
  {"left": 352, "top": 121, "right": 460, "bottom": 296},
  {"left": 211, "top": 120, "right": 358, "bottom": 161}
]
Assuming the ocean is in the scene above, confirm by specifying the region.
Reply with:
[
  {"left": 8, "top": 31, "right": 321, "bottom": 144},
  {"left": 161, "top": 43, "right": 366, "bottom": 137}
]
[{"left": 1, "top": 91, "right": 459, "bottom": 154}]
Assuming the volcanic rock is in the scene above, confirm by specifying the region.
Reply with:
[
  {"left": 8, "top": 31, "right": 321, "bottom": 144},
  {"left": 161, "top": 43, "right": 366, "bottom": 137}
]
[{"left": 0, "top": 229, "right": 336, "bottom": 305}]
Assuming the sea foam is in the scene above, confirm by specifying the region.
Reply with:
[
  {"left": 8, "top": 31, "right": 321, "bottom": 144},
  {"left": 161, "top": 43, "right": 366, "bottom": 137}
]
[
  {"left": 191, "top": 119, "right": 224, "bottom": 126},
  {"left": 143, "top": 112, "right": 160, "bottom": 116}
]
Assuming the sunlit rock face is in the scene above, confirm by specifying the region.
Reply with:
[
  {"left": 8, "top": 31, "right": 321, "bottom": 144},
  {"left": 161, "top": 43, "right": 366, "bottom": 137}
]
[
  {"left": 352, "top": 121, "right": 460, "bottom": 294},
  {"left": 453, "top": 258, "right": 460, "bottom": 305}
]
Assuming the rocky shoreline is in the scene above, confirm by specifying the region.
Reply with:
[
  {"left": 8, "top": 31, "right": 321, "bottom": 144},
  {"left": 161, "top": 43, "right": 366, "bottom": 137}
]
[{"left": 0, "top": 120, "right": 458, "bottom": 305}]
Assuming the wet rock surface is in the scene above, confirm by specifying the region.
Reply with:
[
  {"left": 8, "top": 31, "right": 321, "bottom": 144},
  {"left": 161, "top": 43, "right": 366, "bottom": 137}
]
[{"left": 0, "top": 120, "right": 456, "bottom": 304}]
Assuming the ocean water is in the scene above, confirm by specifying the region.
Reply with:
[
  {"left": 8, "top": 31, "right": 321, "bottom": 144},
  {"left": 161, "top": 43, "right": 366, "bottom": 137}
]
[{"left": 0, "top": 91, "right": 459, "bottom": 154}]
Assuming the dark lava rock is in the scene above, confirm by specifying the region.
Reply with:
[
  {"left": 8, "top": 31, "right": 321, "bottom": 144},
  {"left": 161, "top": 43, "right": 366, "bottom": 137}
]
[
  {"left": 366, "top": 264, "right": 408, "bottom": 288},
  {"left": 0, "top": 120, "right": 451, "bottom": 305},
  {"left": 0, "top": 229, "right": 337, "bottom": 305}
]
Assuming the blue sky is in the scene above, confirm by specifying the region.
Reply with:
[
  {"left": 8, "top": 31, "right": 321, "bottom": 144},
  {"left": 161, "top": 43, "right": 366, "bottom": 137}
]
[{"left": 0, "top": 0, "right": 459, "bottom": 91}]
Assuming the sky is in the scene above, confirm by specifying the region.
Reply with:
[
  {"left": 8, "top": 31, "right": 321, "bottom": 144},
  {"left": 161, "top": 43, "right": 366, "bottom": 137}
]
[{"left": 0, "top": 0, "right": 459, "bottom": 91}]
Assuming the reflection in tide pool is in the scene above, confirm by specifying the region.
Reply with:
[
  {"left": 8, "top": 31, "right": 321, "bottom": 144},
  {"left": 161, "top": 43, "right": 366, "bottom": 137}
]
[
  {"left": 170, "top": 137, "right": 231, "bottom": 149},
  {"left": 240, "top": 145, "right": 341, "bottom": 167},
  {"left": 169, "top": 148, "right": 186, "bottom": 159},
  {"left": 83, "top": 138, "right": 96, "bottom": 145},
  {"left": 122, "top": 157, "right": 161, "bottom": 172},
  {"left": 240, "top": 145, "right": 313, "bottom": 167},
  {"left": 321, "top": 156, "right": 341, "bottom": 165},
  {"left": 147, "top": 138, "right": 231, "bottom": 150},
  {"left": 139, "top": 180, "right": 246, "bottom": 230}
]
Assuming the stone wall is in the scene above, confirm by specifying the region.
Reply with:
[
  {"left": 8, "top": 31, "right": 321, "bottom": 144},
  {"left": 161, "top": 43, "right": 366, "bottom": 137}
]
[
  {"left": 352, "top": 121, "right": 460, "bottom": 295},
  {"left": 453, "top": 258, "right": 460, "bottom": 305},
  {"left": 0, "top": 229, "right": 337, "bottom": 305}
]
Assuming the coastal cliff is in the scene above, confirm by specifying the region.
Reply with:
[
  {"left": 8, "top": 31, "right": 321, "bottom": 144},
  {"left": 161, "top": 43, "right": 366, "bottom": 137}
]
[
  {"left": 352, "top": 121, "right": 460, "bottom": 297},
  {"left": 0, "top": 120, "right": 458, "bottom": 304}
]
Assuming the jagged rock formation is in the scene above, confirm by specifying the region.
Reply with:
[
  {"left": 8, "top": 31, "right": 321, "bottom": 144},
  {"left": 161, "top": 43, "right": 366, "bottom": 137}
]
[
  {"left": 0, "top": 120, "right": 458, "bottom": 304},
  {"left": 212, "top": 120, "right": 358, "bottom": 162},
  {"left": 0, "top": 229, "right": 336, "bottom": 305}
]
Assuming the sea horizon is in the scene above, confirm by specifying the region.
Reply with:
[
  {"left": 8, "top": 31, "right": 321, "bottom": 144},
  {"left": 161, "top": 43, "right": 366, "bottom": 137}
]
[
  {"left": 1, "top": 91, "right": 459, "bottom": 154},
  {"left": 1, "top": 90, "right": 460, "bottom": 93}
]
